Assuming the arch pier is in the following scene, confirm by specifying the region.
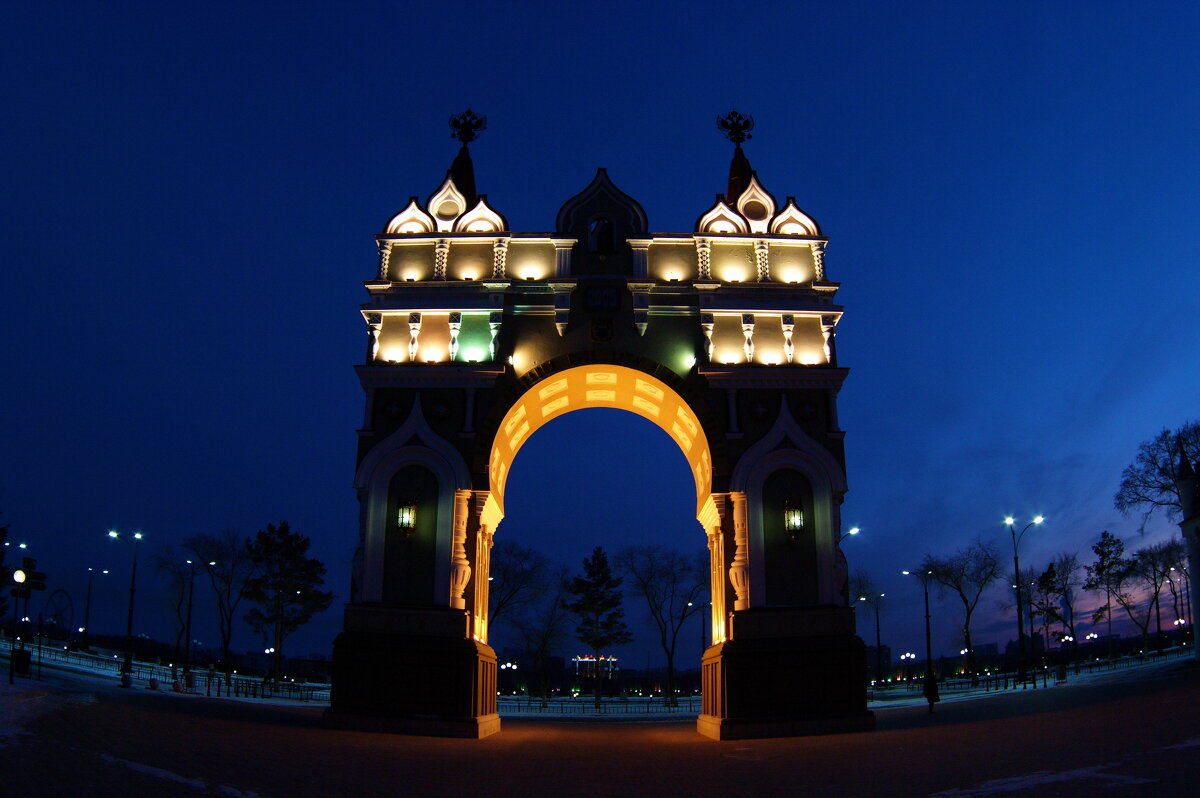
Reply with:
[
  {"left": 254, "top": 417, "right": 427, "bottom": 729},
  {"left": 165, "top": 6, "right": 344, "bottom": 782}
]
[{"left": 325, "top": 116, "right": 874, "bottom": 739}]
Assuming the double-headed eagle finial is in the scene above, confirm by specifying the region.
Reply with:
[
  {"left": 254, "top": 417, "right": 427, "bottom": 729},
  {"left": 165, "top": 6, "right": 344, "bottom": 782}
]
[
  {"left": 449, "top": 109, "right": 487, "bottom": 144},
  {"left": 716, "top": 110, "right": 754, "bottom": 145}
]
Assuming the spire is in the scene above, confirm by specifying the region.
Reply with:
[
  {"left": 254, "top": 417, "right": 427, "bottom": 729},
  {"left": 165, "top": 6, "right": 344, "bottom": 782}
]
[
  {"left": 717, "top": 110, "right": 754, "bottom": 204},
  {"left": 448, "top": 109, "right": 486, "bottom": 208},
  {"left": 1180, "top": 437, "right": 1196, "bottom": 481}
]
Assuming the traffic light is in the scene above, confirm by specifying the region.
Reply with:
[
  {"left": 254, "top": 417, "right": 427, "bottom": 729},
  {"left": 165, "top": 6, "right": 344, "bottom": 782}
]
[{"left": 19, "top": 557, "right": 45, "bottom": 591}]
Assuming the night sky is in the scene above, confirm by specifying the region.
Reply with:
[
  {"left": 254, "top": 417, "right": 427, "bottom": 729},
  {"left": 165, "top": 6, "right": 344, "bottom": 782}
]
[{"left": 3, "top": 2, "right": 1198, "bottom": 670}]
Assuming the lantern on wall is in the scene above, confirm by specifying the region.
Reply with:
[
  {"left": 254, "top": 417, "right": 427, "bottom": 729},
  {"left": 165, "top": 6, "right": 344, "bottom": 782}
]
[
  {"left": 783, "top": 500, "right": 805, "bottom": 539},
  {"left": 397, "top": 503, "right": 417, "bottom": 537}
]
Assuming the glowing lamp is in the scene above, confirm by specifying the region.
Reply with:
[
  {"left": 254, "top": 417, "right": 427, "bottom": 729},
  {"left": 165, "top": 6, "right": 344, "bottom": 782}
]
[
  {"left": 13, "top": 569, "right": 26, "bottom": 584},
  {"left": 397, "top": 503, "right": 416, "bottom": 536},
  {"left": 784, "top": 501, "right": 805, "bottom": 539}
]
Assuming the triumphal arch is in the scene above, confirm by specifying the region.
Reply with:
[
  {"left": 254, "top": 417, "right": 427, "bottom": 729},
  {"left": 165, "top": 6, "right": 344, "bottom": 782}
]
[{"left": 326, "top": 111, "right": 872, "bottom": 740}]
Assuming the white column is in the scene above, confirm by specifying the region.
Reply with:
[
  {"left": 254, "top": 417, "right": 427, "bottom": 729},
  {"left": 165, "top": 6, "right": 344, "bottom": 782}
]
[
  {"left": 701, "top": 313, "right": 715, "bottom": 362},
  {"left": 741, "top": 313, "right": 755, "bottom": 362},
  {"left": 782, "top": 314, "right": 794, "bottom": 364},
  {"left": 730, "top": 492, "right": 751, "bottom": 611},
  {"left": 366, "top": 313, "right": 382, "bottom": 362},
  {"left": 449, "top": 489, "right": 472, "bottom": 610},
  {"left": 407, "top": 313, "right": 422, "bottom": 361},
  {"left": 448, "top": 312, "right": 462, "bottom": 361},
  {"left": 377, "top": 241, "right": 393, "bottom": 280}
]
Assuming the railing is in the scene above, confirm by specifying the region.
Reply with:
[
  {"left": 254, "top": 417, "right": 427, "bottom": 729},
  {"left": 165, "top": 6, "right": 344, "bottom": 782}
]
[
  {"left": 497, "top": 695, "right": 703, "bottom": 715},
  {"left": 1, "top": 637, "right": 330, "bottom": 702},
  {"left": 868, "top": 645, "right": 1192, "bottom": 700}
]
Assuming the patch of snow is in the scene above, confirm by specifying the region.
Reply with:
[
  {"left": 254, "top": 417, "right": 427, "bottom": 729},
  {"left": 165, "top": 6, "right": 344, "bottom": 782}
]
[{"left": 929, "top": 764, "right": 1154, "bottom": 796}]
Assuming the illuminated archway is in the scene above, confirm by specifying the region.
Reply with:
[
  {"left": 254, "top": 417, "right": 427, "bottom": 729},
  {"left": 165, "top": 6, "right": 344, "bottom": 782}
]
[{"left": 467, "top": 364, "right": 721, "bottom": 647}]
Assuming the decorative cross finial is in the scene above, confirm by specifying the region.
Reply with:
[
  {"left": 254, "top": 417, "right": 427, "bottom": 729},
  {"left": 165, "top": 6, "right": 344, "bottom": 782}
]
[
  {"left": 449, "top": 109, "right": 487, "bottom": 144},
  {"left": 717, "top": 110, "right": 754, "bottom": 145}
]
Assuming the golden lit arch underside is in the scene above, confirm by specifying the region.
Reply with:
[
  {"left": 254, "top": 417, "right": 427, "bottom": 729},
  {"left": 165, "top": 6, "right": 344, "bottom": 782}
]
[
  {"left": 487, "top": 365, "right": 712, "bottom": 517},
  {"left": 470, "top": 364, "right": 720, "bottom": 651}
]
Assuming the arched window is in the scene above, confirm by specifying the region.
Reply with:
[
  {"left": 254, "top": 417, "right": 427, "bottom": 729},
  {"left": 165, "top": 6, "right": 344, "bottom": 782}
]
[{"left": 587, "top": 216, "right": 613, "bottom": 253}]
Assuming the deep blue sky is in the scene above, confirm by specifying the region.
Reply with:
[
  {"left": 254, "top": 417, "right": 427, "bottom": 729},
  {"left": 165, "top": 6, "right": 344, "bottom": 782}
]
[{"left": 3, "top": 2, "right": 1197, "bottom": 668}]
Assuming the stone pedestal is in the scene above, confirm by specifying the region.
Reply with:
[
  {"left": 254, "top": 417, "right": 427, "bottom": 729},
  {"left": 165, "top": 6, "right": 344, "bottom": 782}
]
[
  {"left": 697, "top": 606, "right": 874, "bottom": 741},
  {"left": 324, "top": 605, "right": 499, "bottom": 739}
]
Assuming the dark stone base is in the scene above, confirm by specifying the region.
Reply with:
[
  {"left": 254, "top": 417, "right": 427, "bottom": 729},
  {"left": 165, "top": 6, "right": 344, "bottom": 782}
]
[
  {"left": 698, "top": 608, "right": 875, "bottom": 741},
  {"left": 325, "top": 606, "right": 498, "bottom": 739}
]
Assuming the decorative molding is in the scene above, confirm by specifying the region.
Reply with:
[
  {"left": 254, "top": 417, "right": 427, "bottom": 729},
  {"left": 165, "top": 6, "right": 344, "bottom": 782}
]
[
  {"left": 695, "top": 238, "right": 712, "bottom": 280},
  {"left": 434, "top": 240, "right": 450, "bottom": 280},
  {"left": 812, "top": 241, "right": 826, "bottom": 280},
  {"left": 491, "top": 238, "right": 508, "bottom": 278},
  {"left": 730, "top": 492, "right": 750, "bottom": 611},
  {"left": 754, "top": 240, "right": 770, "bottom": 282},
  {"left": 377, "top": 240, "right": 393, "bottom": 279}
]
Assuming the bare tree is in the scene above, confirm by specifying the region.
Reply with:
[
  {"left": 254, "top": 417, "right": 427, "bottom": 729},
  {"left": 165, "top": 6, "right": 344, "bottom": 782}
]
[
  {"left": 1131, "top": 541, "right": 1177, "bottom": 654},
  {"left": 488, "top": 539, "right": 552, "bottom": 631},
  {"left": 1050, "top": 552, "right": 1083, "bottom": 646},
  {"left": 922, "top": 537, "right": 1000, "bottom": 683},
  {"left": 616, "top": 545, "right": 707, "bottom": 705},
  {"left": 183, "top": 529, "right": 256, "bottom": 680},
  {"left": 514, "top": 566, "right": 571, "bottom": 704},
  {"left": 153, "top": 547, "right": 189, "bottom": 679},
  {"left": 1114, "top": 421, "right": 1200, "bottom": 530}
]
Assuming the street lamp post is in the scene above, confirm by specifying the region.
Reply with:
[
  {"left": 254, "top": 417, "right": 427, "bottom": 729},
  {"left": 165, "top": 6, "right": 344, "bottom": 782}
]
[
  {"left": 81, "top": 567, "right": 108, "bottom": 651},
  {"left": 108, "top": 530, "right": 143, "bottom": 679},
  {"left": 903, "top": 569, "right": 939, "bottom": 712},
  {"left": 1004, "top": 515, "right": 1044, "bottom": 682}
]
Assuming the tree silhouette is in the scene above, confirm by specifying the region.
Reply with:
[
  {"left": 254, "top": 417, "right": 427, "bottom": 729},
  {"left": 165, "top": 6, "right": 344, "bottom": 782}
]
[
  {"left": 1114, "top": 421, "right": 1200, "bottom": 530},
  {"left": 616, "top": 545, "right": 707, "bottom": 705},
  {"left": 244, "top": 522, "right": 333, "bottom": 678},
  {"left": 565, "top": 546, "right": 631, "bottom": 707}
]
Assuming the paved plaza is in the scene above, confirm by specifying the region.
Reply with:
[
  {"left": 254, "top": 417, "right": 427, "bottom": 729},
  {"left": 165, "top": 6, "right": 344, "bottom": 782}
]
[{"left": 1, "top": 656, "right": 1197, "bottom": 797}]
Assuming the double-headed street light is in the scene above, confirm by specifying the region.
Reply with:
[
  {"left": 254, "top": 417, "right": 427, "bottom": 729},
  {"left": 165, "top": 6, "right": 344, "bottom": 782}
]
[
  {"left": 902, "top": 568, "right": 939, "bottom": 711},
  {"left": 81, "top": 567, "right": 109, "bottom": 651},
  {"left": 182, "top": 559, "right": 214, "bottom": 679},
  {"left": 107, "top": 530, "right": 143, "bottom": 678},
  {"left": 1004, "top": 515, "right": 1044, "bottom": 681}
]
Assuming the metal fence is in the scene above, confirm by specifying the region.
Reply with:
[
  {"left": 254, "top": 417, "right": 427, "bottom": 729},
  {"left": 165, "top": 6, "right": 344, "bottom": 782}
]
[
  {"left": 2, "top": 637, "right": 330, "bottom": 702},
  {"left": 497, "top": 695, "right": 703, "bottom": 715}
]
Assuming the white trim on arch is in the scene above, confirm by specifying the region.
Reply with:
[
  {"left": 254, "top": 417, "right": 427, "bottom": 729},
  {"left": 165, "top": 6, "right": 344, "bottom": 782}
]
[
  {"left": 731, "top": 397, "right": 847, "bottom": 607},
  {"left": 353, "top": 395, "right": 471, "bottom": 604}
]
